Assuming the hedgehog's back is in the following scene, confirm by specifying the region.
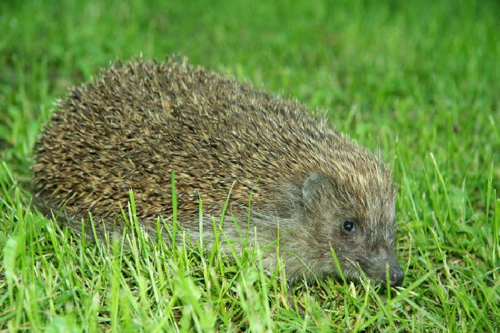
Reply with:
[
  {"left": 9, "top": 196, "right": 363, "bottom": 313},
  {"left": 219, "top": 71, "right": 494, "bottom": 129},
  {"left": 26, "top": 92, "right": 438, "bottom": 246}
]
[{"left": 33, "top": 58, "right": 355, "bottom": 227}]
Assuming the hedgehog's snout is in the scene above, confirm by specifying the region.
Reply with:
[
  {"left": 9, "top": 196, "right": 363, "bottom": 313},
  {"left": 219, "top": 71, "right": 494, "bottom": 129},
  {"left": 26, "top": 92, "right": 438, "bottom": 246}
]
[
  {"left": 360, "top": 249, "right": 404, "bottom": 287},
  {"left": 389, "top": 265, "right": 404, "bottom": 287}
]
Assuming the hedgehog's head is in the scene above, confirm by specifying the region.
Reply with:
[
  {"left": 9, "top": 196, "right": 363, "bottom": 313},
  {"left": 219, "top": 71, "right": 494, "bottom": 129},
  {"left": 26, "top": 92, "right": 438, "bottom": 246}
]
[{"left": 296, "top": 152, "right": 403, "bottom": 287}]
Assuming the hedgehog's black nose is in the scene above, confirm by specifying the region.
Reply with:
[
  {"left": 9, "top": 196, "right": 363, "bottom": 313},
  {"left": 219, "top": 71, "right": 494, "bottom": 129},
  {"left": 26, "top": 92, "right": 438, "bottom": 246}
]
[{"left": 389, "top": 267, "right": 404, "bottom": 287}]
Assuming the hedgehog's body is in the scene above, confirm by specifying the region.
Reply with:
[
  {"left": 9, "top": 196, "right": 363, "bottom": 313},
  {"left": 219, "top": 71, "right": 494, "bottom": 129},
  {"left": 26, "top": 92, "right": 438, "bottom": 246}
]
[{"left": 34, "top": 57, "right": 404, "bottom": 285}]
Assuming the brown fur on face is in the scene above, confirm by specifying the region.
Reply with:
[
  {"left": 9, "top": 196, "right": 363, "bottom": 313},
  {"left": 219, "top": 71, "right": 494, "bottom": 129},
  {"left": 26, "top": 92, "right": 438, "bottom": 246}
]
[{"left": 33, "top": 56, "right": 404, "bottom": 286}]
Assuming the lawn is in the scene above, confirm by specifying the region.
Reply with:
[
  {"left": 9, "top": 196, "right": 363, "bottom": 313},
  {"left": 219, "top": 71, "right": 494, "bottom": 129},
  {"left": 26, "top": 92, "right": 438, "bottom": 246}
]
[{"left": 0, "top": 0, "right": 498, "bottom": 331}]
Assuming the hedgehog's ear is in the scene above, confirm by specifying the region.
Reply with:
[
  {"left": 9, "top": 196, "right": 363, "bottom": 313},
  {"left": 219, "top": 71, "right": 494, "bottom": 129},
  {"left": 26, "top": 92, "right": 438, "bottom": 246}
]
[{"left": 302, "top": 173, "right": 333, "bottom": 210}]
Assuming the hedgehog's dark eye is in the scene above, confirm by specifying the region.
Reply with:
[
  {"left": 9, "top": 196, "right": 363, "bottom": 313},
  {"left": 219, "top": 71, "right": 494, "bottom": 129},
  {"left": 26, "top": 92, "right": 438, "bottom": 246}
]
[{"left": 342, "top": 220, "right": 357, "bottom": 234}]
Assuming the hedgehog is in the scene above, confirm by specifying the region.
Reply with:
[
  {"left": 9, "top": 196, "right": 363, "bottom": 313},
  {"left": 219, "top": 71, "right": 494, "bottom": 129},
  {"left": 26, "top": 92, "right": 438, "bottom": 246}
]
[{"left": 33, "top": 56, "right": 404, "bottom": 286}]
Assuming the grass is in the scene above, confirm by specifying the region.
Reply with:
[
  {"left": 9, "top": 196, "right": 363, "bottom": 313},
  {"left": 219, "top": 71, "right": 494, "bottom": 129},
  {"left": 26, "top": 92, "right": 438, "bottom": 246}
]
[{"left": 0, "top": 0, "right": 498, "bottom": 331}]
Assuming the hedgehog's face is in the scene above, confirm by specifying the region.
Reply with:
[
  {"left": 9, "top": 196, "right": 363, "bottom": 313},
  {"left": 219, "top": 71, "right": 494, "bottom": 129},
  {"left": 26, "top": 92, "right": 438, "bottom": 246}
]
[{"left": 301, "top": 172, "right": 404, "bottom": 286}]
